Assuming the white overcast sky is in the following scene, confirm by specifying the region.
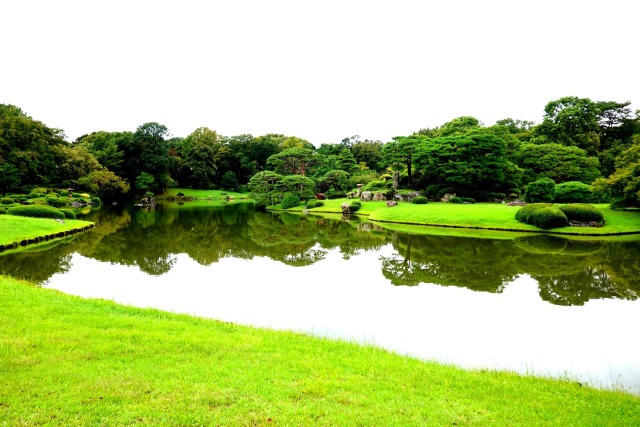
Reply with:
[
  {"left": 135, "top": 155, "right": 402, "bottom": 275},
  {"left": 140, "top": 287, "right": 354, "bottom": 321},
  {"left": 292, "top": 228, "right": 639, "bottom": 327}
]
[{"left": 2, "top": 0, "right": 639, "bottom": 145}]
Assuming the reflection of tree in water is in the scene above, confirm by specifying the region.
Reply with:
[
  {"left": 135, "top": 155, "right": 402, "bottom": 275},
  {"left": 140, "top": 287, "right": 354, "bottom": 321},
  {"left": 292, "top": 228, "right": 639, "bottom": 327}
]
[
  {"left": 1, "top": 203, "right": 639, "bottom": 306},
  {"left": 380, "top": 234, "right": 518, "bottom": 292},
  {"left": 382, "top": 231, "right": 640, "bottom": 306}
]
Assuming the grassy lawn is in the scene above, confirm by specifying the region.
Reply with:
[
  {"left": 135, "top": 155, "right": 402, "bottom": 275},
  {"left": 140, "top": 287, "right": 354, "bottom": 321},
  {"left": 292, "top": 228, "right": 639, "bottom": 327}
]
[
  {"left": 275, "top": 200, "right": 640, "bottom": 236},
  {"left": 1, "top": 276, "right": 638, "bottom": 426},
  {"left": 0, "top": 215, "right": 94, "bottom": 247}
]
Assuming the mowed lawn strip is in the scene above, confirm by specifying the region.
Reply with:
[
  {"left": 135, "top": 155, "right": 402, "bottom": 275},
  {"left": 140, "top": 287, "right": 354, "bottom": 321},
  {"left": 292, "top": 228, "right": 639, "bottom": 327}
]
[
  {"left": 283, "top": 200, "right": 640, "bottom": 235},
  {"left": 0, "top": 215, "right": 94, "bottom": 246},
  {"left": 1, "top": 277, "right": 638, "bottom": 426}
]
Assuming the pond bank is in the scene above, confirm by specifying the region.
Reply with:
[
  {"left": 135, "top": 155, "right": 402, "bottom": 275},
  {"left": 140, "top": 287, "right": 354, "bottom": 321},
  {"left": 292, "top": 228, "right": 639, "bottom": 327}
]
[
  {"left": 0, "top": 215, "right": 94, "bottom": 252},
  {"left": 271, "top": 200, "right": 640, "bottom": 237},
  {"left": 1, "top": 276, "right": 638, "bottom": 426}
]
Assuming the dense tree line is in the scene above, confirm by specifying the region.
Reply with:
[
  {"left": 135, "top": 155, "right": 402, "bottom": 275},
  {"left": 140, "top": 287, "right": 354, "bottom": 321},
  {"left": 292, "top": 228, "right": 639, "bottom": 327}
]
[{"left": 1, "top": 96, "right": 638, "bottom": 207}]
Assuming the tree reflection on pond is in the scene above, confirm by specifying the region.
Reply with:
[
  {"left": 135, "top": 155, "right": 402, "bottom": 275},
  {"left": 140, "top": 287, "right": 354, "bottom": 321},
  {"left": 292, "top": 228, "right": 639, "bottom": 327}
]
[{"left": 0, "top": 203, "right": 638, "bottom": 306}]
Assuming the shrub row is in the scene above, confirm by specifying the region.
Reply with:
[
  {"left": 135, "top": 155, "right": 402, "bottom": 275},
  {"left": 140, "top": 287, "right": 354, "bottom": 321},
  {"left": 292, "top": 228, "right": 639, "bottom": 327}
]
[{"left": 7, "top": 205, "right": 66, "bottom": 220}]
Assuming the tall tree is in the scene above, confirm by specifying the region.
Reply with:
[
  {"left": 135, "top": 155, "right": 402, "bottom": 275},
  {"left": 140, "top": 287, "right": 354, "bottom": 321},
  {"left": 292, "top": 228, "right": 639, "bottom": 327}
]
[{"left": 266, "top": 148, "right": 318, "bottom": 176}]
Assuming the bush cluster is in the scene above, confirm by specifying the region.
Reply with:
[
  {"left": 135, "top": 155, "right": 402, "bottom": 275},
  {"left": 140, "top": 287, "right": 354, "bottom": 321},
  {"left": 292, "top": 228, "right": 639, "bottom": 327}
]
[
  {"left": 281, "top": 194, "right": 300, "bottom": 209},
  {"left": 46, "top": 197, "right": 66, "bottom": 207},
  {"left": 411, "top": 196, "right": 428, "bottom": 204},
  {"left": 524, "top": 178, "right": 556, "bottom": 203},
  {"left": 559, "top": 204, "right": 604, "bottom": 223},
  {"left": 363, "top": 180, "right": 389, "bottom": 192},
  {"left": 7, "top": 205, "right": 65, "bottom": 219},
  {"left": 461, "top": 197, "right": 476, "bottom": 204},
  {"left": 515, "top": 203, "right": 568, "bottom": 229},
  {"left": 1, "top": 198, "right": 13, "bottom": 205},
  {"left": 349, "top": 200, "right": 361, "bottom": 212},
  {"left": 58, "top": 209, "right": 77, "bottom": 220},
  {"left": 554, "top": 181, "right": 592, "bottom": 203},
  {"left": 90, "top": 197, "right": 101, "bottom": 205},
  {"left": 449, "top": 197, "right": 463, "bottom": 204}
]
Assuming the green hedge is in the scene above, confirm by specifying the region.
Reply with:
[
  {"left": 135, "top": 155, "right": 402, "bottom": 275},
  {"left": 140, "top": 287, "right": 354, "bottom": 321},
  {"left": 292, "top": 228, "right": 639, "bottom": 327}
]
[
  {"left": 515, "top": 203, "right": 554, "bottom": 224},
  {"left": 7, "top": 205, "right": 65, "bottom": 219},
  {"left": 558, "top": 204, "right": 604, "bottom": 223},
  {"left": 281, "top": 194, "right": 300, "bottom": 209},
  {"left": 1, "top": 198, "right": 13, "bottom": 205},
  {"left": 58, "top": 209, "right": 77, "bottom": 220},
  {"left": 529, "top": 207, "right": 568, "bottom": 229},
  {"left": 46, "top": 197, "right": 66, "bottom": 207}
]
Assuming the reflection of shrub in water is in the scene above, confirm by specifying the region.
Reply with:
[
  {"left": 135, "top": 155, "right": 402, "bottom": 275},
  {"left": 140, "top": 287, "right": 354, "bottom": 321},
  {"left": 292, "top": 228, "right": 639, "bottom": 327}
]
[
  {"left": 515, "top": 235, "right": 568, "bottom": 254},
  {"left": 562, "top": 240, "right": 603, "bottom": 256}
]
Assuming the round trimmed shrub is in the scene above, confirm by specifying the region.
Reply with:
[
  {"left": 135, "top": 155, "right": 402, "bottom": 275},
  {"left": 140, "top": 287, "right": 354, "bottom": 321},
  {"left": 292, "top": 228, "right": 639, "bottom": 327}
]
[
  {"left": 529, "top": 207, "right": 568, "bottom": 229},
  {"left": 58, "top": 209, "right": 77, "bottom": 220},
  {"left": 46, "top": 197, "right": 66, "bottom": 207},
  {"left": 7, "top": 205, "right": 65, "bottom": 219},
  {"left": 449, "top": 197, "right": 463, "bottom": 204},
  {"left": 281, "top": 194, "right": 300, "bottom": 209},
  {"left": 524, "top": 178, "right": 556, "bottom": 203},
  {"left": 314, "top": 200, "right": 324, "bottom": 207},
  {"left": 412, "top": 196, "right": 428, "bottom": 204},
  {"left": 349, "top": 202, "right": 361, "bottom": 213},
  {"left": 176, "top": 192, "right": 185, "bottom": 197},
  {"left": 558, "top": 204, "right": 604, "bottom": 223},
  {"left": 554, "top": 181, "right": 592, "bottom": 203},
  {"left": 515, "top": 203, "right": 554, "bottom": 224},
  {"left": 461, "top": 197, "right": 476, "bottom": 204},
  {"left": 1, "top": 198, "right": 13, "bottom": 205},
  {"left": 90, "top": 197, "right": 101, "bottom": 205},
  {"left": 306, "top": 200, "right": 317, "bottom": 209}
]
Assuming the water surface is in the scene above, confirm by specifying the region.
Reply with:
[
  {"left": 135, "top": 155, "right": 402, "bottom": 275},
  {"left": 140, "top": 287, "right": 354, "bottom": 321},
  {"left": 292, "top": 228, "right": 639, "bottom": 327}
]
[{"left": 2, "top": 203, "right": 639, "bottom": 393}]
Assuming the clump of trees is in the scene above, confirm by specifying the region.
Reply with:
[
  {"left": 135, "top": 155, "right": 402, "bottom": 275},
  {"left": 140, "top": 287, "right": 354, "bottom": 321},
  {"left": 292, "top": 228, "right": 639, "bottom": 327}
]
[{"left": 1, "top": 96, "right": 638, "bottom": 208}]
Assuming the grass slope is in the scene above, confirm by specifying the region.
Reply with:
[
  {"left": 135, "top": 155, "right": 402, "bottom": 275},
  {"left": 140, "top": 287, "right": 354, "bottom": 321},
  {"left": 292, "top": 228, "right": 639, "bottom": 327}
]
[
  {"left": 0, "top": 215, "right": 94, "bottom": 247},
  {"left": 1, "top": 277, "right": 638, "bottom": 426}
]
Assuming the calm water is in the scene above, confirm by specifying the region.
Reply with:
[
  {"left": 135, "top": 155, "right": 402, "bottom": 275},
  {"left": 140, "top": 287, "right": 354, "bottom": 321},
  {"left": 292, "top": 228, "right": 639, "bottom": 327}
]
[{"left": 2, "top": 203, "right": 640, "bottom": 393}]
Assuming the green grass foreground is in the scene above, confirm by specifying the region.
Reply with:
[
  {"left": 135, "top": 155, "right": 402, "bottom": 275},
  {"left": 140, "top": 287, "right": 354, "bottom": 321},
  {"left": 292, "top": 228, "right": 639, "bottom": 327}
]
[
  {"left": 276, "top": 200, "right": 640, "bottom": 236},
  {"left": 0, "top": 215, "right": 94, "bottom": 247},
  {"left": 1, "top": 277, "right": 638, "bottom": 426}
]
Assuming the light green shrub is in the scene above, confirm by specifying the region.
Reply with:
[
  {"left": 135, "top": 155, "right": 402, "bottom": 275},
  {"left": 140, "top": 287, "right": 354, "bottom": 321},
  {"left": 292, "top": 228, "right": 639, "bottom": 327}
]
[{"left": 7, "top": 205, "right": 65, "bottom": 219}]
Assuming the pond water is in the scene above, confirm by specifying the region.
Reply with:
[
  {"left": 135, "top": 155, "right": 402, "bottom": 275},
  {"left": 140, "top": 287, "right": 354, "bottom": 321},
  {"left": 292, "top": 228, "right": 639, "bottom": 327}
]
[{"left": 2, "top": 203, "right": 640, "bottom": 393}]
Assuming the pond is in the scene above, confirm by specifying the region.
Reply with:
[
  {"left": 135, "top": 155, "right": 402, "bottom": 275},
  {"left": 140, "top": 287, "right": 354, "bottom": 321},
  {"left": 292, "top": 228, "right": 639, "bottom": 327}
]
[{"left": 2, "top": 203, "right": 640, "bottom": 393}]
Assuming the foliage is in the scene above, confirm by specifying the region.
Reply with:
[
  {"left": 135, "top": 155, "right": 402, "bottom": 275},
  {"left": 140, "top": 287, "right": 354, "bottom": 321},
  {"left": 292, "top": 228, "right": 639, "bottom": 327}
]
[
  {"left": 220, "top": 171, "right": 239, "bottom": 191},
  {"left": 414, "top": 134, "right": 522, "bottom": 200},
  {"left": 524, "top": 178, "right": 556, "bottom": 203},
  {"left": 278, "top": 175, "right": 316, "bottom": 201},
  {"left": 515, "top": 203, "right": 554, "bottom": 224},
  {"left": 266, "top": 148, "right": 318, "bottom": 176},
  {"left": 58, "top": 208, "right": 77, "bottom": 220},
  {"left": 554, "top": 181, "right": 594, "bottom": 203},
  {"left": 7, "top": 204, "right": 65, "bottom": 219},
  {"left": 411, "top": 196, "right": 428, "bottom": 204},
  {"left": 528, "top": 207, "right": 569, "bottom": 229},
  {"left": 1, "top": 197, "right": 13, "bottom": 204},
  {"left": 603, "top": 144, "right": 640, "bottom": 208},
  {"left": 462, "top": 197, "right": 476, "bottom": 204},
  {"left": 90, "top": 197, "right": 101, "bottom": 205},
  {"left": 248, "top": 171, "right": 283, "bottom": 207},
  {"left": 363, "top": 180, "right": 389, "bottom": 192},
  {"left": 76, "top": 170, "right": 130, "bottom": 201},
  {"left": 315, "top": 170, "right": 350, "bottom": 194},
  {"left": 46, "top": 197, "right": 66, "bottom": 207},
  {"left": 516, "top": 143, "right": 601, "bottom": 184},
  {"left": 349, "top": 200, "right": 361, "bottom": 212},
  {"left": 558, "top": 204, "right": 604, "bottom": 223},
  {"left": 449, "top": 197, "right": 463, "bottom": 204},
  {"left": 281, "top": 193, "right": 301, "bottom": 209}
]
